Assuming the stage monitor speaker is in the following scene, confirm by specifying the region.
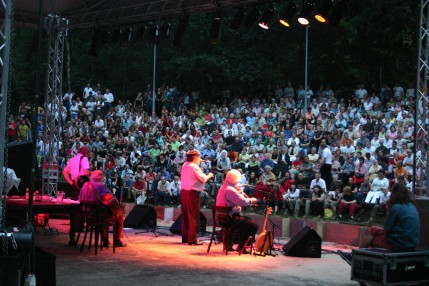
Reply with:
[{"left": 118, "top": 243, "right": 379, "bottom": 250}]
[
  {"left": 169, "top": 212, "right": 207, "bottom": 235},
  {"left": 282, "top": 226, "right": 322, "bottom": 258},
  {"left": 124, "top": 205, "right": 157, "bottom": 229}
]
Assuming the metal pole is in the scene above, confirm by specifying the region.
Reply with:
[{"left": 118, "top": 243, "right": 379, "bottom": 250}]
[
  {"left": 0, "top": 0, "right": 13, "bottom": 227},
  {"left": 304, "top": 25, "right": 309, "bottom": 113},
  {"left": 29, "top": 0, "right": 43, "bottom": 225},
  {"left": 151, "top": 27, "right": 158, "bottom": 115}
]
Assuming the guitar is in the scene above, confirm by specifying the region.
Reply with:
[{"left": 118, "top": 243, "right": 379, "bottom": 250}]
[{"left": 255, "top": 207, "right": 273, "bottom": 254}]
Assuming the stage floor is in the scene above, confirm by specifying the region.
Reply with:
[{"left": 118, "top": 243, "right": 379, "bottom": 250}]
[{"left": 35, "top": 219, "right": 357, "bottom": 286}]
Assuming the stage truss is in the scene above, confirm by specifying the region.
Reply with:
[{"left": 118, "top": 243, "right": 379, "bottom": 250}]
[
  {"left": 0, "top": 0, "right": 13, "bottom": 230},
  {"left": 415, "top": 0, "right": 429, "bottom": 196},
  {"left": 41, "top": 14, "right": 68, "bottom": 196}
]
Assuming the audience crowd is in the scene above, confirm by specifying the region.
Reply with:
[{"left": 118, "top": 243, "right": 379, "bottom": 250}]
[{"left": 10, "top": 81, "right": 424, "bottom": 221}]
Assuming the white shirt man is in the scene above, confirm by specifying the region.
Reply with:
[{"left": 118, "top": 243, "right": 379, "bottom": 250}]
[
  {"left": 104, "top": 89, "right": 114, "bottom": 103},
  {"left": 94, "top": 116, "right": 104, "bottom": 129},
  {"left": 322, "top": 144, "right": 332, "bottom": 165},
  {"left": 85, "top": 99, "right": 96, "bottom": 112},
  {"left": 168, "top": 177, "right": 181, "bottom": 196},
  {"left": 403, "top": 150, "right": 414, "bottom": 175},
  {"left": 310, "top": 173, "right": 327, "bottom": 192},
  {"left": 83, "top": 84, "right": 93, "bottom": 100},
  {"left": 365, "top": 170, "right": 389, "bottom": 204}
]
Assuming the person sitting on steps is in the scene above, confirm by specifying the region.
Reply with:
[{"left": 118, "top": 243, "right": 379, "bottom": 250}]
[{"left": 338, "top": 183, "right": 420, "bottom": 266}]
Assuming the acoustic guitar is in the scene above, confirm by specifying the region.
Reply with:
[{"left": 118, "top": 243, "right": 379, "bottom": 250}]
[{"left": 255, "top": 207, "right": 273, "bottom": 254}]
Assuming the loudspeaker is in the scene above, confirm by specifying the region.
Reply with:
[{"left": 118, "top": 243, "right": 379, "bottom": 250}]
[
  {"left": 282, "top": 226, "right": 322, "bottom": 258},
  {"left": 169, "top": 212, "right": 207, "bottom": 235},
  {"left": 124, "top": 205, "right": 157, "bottom": 229},
  {"left": 7, "top": 142, "right": 33, "bottom": 194}
]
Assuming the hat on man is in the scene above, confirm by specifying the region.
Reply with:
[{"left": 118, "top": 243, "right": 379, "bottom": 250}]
[{"left": 186, "top": 149, "right": 201, "bottom": 158}]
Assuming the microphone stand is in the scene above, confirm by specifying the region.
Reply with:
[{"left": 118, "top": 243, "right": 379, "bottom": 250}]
[{"left": 268, "top": 216, "right": 281, "bottom": 254}]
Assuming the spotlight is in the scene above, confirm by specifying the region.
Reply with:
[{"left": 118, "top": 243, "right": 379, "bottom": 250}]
[
  {"left": 258, "top": 4, "right": 274, "bottom": 30},
  {"left": 158, "top": 22, "right": 171, "bottom": 43},
  {"left": 230, "top": 8, "right": 244, "bottom": 31},
  {"left": 173, "top": 11, "right": 189, "bottom": 48},
  {"left": 314, "top": 0, "right": 333, "bottom": 23},
  {"left": 242, "top": 6, "right": 260, "bottom": 29},
  {"left": 160, "top": 22, "right": 171, "bottom": 37},
  {"left": 298, "top": 1, "right": 315, "bottom": 26},
  {"left": 210, "top": 7, "right": 223, "bottom": 45},
  {"left": 213, "top": 6, "right": 222, "bottom": 21},
  {"left": 146, "top": 23, "right": 158, "bottom": 45},
  {"left": 328, "top": 0, "right": 346, "bottom": 26},
  {"left": 279, "top": 1, "right": 298, "bottom": 28}
]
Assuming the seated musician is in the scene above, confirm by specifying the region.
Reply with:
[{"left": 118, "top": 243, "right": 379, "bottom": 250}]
[
  {"left": 216, "top": 169, "right": 258, "bottom": 254},
  {"left": 79, "top": 170, "right": 126, "bottom": 247}
]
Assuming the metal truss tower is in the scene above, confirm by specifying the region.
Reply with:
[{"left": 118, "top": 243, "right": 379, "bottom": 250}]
[
  {"left": 415, "top": 0, "right": 429, "bottom": 196},
  {"left": 41, "top": 14, "right": 68, "bottom": 197},
  {"left": 0, "top": 0, "right": 13, "bottom": 229}
]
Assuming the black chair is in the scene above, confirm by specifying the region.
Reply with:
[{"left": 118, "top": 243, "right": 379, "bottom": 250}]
[
  {"left": 207, "top": 205, "right": 239, "bottom": 255},
  {"left": 76, "top": 201, "right": 116, "bottom": 255}
]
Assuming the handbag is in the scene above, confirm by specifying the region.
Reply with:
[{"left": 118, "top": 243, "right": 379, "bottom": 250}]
[
  {"left": 324, "top": 208, "right": 334, "bottom": 219},
  {"left": 355, "top": 173, "right": 364, "bottom": 178}
]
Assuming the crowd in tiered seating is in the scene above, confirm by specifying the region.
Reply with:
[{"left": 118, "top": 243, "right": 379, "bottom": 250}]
[{"left": 11, "top": 81, "right": 421, "bottom": 222}]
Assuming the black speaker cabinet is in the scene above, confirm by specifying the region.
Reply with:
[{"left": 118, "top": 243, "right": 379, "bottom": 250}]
[
  {"left": 282, "top": 226, "right": 322, "bottom": 258},
  {"left": 124, "top": 205, "right": 157, "bottom": 229},
  {"left": 169, "top": 212, "right": 207, "bottom": 235}
]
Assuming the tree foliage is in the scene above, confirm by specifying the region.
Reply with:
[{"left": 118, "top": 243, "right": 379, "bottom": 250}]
[{"left": 9, "top": 0, "right": 418, "bottom": 108}]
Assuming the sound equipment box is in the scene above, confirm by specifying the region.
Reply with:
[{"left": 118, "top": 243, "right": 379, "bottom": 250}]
[
  {"left": 124, "top": 205, "right": 157, "bottom": 229},
  {"left": 282, "top": 226, "right": 322, "bottom": 258},
  {"left": 169, "top": 212, "right": 207, "bottom": 235}
]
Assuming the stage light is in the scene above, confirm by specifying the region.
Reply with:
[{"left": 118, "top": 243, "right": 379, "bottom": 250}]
[
  {"left": 158, "top": 22, "right": 171, "bottom": 44},
  {"left": 297, "top": 1, "right": 315, "bottom": 26},
  {"left": 160, "top": 22, "right": 171, "bottom": 37},
  {"left": 314, "top": 0, "right": 332, "bottom": 23},
  {"left": 210, "top": 7, "right": 223, "bottom": 45},
  {"left": 173, "top": 11, "right": 189, "bottom": 48},
  {"left": 279, "top": 1, "right": 298, "bottom": 28},
  {"left": 242, "top": 6, "right": 260, "bottom": 29},
  {"left": 258, "top": 4, "right": 274, "bottom": 30},
  {"left": 213, "top": 6, "right": 222, "bottom": 21},
  {"left": 327, "top": 0, "right": 346, "bottom": 26},
  {"left": 146, "top": 23, "right": 159, "bottom": 45},
  {"left": 230, "top": 8, "right": 245, "bottom": 31}
]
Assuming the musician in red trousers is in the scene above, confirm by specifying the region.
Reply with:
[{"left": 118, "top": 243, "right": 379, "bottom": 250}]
[
  {"left": 216, "top": 169, "right": 258, "bottom": 254},
  {"left": 180, "top": 150, "right": 213, "bottom": 245}
]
